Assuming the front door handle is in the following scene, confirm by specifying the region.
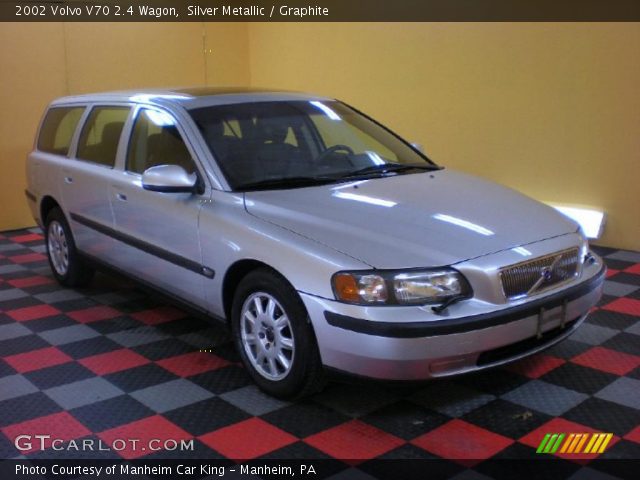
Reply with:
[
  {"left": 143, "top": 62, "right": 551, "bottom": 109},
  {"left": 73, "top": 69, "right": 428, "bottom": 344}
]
[
  {"left": 64, "top": 176, "right": 73, "bottom": 184},
  {"left": 116, "top": 193, "right": 127, "bottom": 201}
]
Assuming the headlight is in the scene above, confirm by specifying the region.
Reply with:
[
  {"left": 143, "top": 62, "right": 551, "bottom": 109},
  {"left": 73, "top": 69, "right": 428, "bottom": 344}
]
[
  {"left": 332, "top": 268, "right": 471, "bottom": 306},
  {"left": 394, "top": 270, "right": 467, "bottom": 303}
]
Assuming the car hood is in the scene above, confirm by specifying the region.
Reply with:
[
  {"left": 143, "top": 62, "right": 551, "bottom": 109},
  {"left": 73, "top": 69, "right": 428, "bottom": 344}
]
[{"left": 244, "top": 169, "right": 578, "bottom": 269}]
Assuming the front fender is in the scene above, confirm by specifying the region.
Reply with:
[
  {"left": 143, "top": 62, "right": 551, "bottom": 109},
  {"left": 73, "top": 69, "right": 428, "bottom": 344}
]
[{"left": 198, "top": 190, "right": 369, "bottom": 319}]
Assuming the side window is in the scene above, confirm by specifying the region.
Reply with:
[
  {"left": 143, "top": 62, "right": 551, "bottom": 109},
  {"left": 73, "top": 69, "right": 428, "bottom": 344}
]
[
  {"left": 37, "top": 107, "right": 85, "bottom": 156},
  {"left": 127, "top": 109, "right": 196, "bottom": 175},
  {"left": 76, "top": 106, "right": 129, "bottom": 167}
]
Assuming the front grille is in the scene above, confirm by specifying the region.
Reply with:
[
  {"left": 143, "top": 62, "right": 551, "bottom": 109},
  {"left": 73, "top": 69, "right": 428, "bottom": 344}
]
[{"left": 500, "top": 248, "right": 581, "bottom": 299}]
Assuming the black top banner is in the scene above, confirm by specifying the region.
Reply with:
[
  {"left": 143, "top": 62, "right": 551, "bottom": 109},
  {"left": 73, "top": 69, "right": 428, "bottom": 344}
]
[{"left": 2, "top": 0, "right": 640, "bottom": 22}]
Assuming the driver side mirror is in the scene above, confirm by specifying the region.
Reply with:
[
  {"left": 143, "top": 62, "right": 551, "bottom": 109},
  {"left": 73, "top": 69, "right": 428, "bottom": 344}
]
[{"left": 141, "top": 164, "right": 197, "bottom": 193}]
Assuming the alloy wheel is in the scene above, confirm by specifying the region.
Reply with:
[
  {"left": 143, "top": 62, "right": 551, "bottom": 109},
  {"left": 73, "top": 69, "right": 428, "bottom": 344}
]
[
  {"left": 47, "top": 220, "right": 69, "bottom": 276},
  {"left": 240, "top": 292, "right": 295, "bottom": 381}
]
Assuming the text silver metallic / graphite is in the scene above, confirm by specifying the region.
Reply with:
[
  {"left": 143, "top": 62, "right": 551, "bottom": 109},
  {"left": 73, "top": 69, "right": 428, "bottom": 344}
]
[{"left": 186, "top": 5, "right": 329, "bottom": 18}]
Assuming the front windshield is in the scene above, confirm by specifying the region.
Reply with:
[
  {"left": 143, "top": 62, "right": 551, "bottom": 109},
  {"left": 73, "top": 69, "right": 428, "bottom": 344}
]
[{"left": 189, "top": 100, "right": 438, "bottom": 191}]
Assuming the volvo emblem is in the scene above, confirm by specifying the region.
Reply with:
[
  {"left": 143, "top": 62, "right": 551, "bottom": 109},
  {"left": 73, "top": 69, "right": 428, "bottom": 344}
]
[
  {"left": 527, "top": 254, "right": 562, "bottom": 295},
  {"left": 541, "top": 267, "right": 554, "bottom": 282}
]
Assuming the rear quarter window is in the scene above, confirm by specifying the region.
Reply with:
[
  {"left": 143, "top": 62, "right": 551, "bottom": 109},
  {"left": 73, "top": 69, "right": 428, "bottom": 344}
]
[{"left": 37, "top": 107, "right": 85, "bottom": 156}]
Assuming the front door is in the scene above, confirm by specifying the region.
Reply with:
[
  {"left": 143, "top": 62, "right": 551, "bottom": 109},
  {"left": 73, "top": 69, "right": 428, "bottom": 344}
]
[{"left": 109, "top": 107, "right": 208, "bottom": 308}]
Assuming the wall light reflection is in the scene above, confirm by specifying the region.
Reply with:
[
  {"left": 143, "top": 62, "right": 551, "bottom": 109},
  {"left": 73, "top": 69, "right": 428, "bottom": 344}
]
[
  {"left": 366, "top": 151, "right": 386, "bottom": 165},
  {"left": 550, "top": 205, "right": 605, "bottom": 239},
  {"left": 146, "top": 110, "right": 176, "bottom": 127},
  {"left": 433, "top": 214, "right": 494, "bottom": 236},
  {"left": 130, "top": 94, "right": 192, "bottom": 103},
  {"left": 512, "top": 246, "right": 533, "bottom": 257},
  {"left": 333, "top": 191, "right": 397, "bottom": 208},
  {"left": 310, "top": 101, "right": 341, "bottom": 121}
]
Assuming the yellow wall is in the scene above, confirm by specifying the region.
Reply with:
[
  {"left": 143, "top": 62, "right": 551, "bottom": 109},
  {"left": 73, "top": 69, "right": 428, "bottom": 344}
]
[
  {"left": 0, "top": 23, "right": 66, "bottom": 231},
  {"left": 1, "top": 22, "right": 638, "bottom": 251},
  {"left": 248, "top": 23, "right": 640, "bottom": 251},
  {"left": 204, "top": 23, "right": 250, "bottom": 86},
  {"left": 0, "top": 22, "right": 249, "bottom": 231}
]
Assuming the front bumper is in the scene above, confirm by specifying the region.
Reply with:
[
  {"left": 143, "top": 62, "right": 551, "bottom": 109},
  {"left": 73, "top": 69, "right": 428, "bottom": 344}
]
[{"left": 301, "top": 259, "right": 605, "bottom": 380}]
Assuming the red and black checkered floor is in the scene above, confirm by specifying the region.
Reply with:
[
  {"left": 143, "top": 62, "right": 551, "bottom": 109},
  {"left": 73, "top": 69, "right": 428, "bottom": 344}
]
[{"left": 1, "top": 228, "right": 639, "bottom": 466}]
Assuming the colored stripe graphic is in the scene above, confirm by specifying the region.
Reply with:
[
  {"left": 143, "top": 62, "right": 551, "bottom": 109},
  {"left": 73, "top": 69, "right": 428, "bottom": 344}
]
[
  {"left": 574, "top": 433, "right": 589, "bottom": 453},
  {"left": 536, "top": 433, "right": 551, "bottom": 453},
  {"left": 550, "top": 433, "right": 565, "bottom": 453},
  {"left": 537, "top": 433, "right": 613, "bottom": 454},
  {"left": 567, "top": 433, "right": 585, "bottom": 453},
  {"left": 584, "top": 433, "right": 599, "bottom": 453},
  {"left": 559, "top": 433, "right": 575, "bottom": 453},
  {"left": 597, "top": 433, "right": 613, "bottom": 453},
  {"left": 544, "top": 433, "right": 558, "bottom": 453},
  {"left": 587, "top": 433, "right": 613, "bottom": 454}
]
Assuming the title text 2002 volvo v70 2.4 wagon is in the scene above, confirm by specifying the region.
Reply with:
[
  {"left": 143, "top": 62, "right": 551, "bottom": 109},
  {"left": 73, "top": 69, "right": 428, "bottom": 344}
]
[{"left": 26, "top": 88, "right": 605, "bottom": 398}]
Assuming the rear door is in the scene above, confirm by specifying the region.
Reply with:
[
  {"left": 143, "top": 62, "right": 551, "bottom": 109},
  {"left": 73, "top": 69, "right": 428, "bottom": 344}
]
[
  {"left": 62, "top": 105, "right": 131, "bottom": 261},
  {"left": 108, "top": 106, "right": 209, "bottom": 308}
]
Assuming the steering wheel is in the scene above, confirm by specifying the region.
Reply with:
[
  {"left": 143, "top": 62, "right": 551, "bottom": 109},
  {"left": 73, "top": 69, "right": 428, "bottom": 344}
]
[{"left": 315, "top": 144, "right": 355, "bottom": 164}]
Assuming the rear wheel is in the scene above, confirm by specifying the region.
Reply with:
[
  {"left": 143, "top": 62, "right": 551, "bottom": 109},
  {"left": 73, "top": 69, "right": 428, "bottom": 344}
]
[
  {"left": 231, "top": 269, "right": 325, "bottom": 399},
  {"left": 45, "top": 208, "right": 94, "bottom": 287}
]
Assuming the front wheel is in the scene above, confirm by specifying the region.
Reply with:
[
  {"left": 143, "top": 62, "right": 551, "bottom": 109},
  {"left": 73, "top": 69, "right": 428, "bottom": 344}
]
[{"left": 231, "top": 269, "right": 325, "bottom": 399}]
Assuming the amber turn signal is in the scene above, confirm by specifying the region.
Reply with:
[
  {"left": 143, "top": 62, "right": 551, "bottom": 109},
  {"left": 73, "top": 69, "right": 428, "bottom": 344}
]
[{"left": 333, "top": 273, "right": 360, "bottom": 302}]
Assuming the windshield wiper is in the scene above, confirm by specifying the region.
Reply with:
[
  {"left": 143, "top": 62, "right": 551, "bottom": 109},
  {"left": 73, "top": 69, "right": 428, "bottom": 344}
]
[
  {"left": 236, "top": 164, "right": 441, "bottom": 191},
  {"left": 236, "top": 176, "right": 337, "bottom": 192},
  {"left": 339, "top": 163, "right": 440, "bottom": 180}
]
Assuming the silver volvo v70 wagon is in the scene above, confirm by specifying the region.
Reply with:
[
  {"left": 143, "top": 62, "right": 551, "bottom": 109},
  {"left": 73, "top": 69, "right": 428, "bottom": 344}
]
[{"left": 26, "top": 88, "right": 605, "bottom": 398}]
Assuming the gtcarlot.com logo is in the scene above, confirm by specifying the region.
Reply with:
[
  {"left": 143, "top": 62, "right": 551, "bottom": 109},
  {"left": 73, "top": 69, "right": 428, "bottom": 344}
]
[
  {"left": 14, "top": 435, "right": 194, "bottom": 453},
  {"left": 536, "top": 432, "right": 613, "bottom": 455}
]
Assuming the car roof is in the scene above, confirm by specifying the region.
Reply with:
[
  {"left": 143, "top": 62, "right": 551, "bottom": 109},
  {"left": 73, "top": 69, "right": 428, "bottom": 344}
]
[{"left": 49, "top": 87, "right": 333, "bottom": 110}]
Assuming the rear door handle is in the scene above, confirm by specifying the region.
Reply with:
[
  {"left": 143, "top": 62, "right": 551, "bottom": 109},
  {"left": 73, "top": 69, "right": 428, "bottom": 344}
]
[
  {"left": 116, "top": 193, "right": 127, "bottom": 201},
  {"left": 64, "top": 176, "right": 73, "bottom": 184}
]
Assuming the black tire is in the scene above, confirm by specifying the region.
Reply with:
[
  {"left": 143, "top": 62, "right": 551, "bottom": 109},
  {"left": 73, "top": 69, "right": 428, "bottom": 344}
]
[
  {"left": 44, "top": 207, "right": 94, "bottom": 287},
  {"left": 231, "top": 268, "right": 326, "bottom": 399}
]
